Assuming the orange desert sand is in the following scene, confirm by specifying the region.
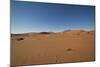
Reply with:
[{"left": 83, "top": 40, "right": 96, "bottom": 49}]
[{"left": 11, "top": 30, "right": 95, "bottom": 66}]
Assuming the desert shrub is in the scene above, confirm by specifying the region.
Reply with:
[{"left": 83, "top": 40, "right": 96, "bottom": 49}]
[
  {"left": 39, "top": 32, "right": 52, "bottom": 34},
  {"left": 66, "top": 48, "right": 72, "bottom": 51},
  {"left": 87, "top": 32, "right": 90, "bottom": 34},
  {"left": 17, "top": 38, "right": 24, "bottom": 41}
]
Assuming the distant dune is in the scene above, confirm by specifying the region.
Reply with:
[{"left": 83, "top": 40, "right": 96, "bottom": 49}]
[{"left": 11, "top": 30, "right": 95, "bottom": 66}]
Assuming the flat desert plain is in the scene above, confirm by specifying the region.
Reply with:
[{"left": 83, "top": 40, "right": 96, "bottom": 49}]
[{"left": 11, "top": 30, "right": 95, "bottom": 66}]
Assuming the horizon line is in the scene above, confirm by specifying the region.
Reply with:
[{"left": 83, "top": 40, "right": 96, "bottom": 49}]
[{"left": 11, "top": 29, "right": 95, "bottom": 34}]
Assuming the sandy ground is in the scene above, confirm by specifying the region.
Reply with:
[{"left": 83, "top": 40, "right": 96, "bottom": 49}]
[{"left": 11, "top": 30, "right": 95, "bottom": 66}]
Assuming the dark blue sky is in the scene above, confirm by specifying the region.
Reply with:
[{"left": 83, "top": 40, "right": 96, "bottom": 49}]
[{"left": 11, "top": 1, "right": 95, "bottom": 33}]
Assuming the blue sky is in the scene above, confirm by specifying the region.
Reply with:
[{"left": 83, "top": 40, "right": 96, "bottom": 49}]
[{"left": 11, "top": 0, "right": 95, "bottom": 33}]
